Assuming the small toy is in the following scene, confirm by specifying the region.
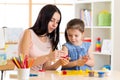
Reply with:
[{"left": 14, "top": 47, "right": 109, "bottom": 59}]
[
  {"left": 102, "top": 67, "right": 111, "bottom": 76},
  {"left": 95, "top": 37, "right": 101, "bottom": 52},
  {"left": 88, "top": 71, "right": 94, "bottom": 77},
  {"left": 105, "top": 70, "right": 111, "bottom": 77},
  {"left": 85, "top": 69, "right": 90, "bottom": 73},
  {"left": 62, "top": 70, "right": 67, "bottom": 75},
  {"left": 39, "top": 69, "right": 45, "bottom": 72},
  {"left": 98, "top": 72, "right": 105, "bottom": 78}
]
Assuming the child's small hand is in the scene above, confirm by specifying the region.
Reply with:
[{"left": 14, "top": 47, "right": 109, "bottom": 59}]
[
  {"left": 82, "top": 55, "right": 89, "bottom": 62},
  {"left": 75, "top": 55, "right": 89, "bottom": 66},
  {"left": 76, "top": 58, "right": 86, "bottom": 66}
]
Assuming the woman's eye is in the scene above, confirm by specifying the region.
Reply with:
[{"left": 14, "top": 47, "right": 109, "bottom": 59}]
[
  {"left": 56, "top": 21, "right": 59, "bottom": 24},
  {"left": 50, "top": 19, "right": 54, "bottom": 22}
]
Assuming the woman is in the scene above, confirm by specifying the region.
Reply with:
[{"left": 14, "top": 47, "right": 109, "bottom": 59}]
[{"left": 18, "top": 4, "right": 69, "bottom": 71}]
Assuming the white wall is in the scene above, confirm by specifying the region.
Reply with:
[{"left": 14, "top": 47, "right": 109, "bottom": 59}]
[{"left": 113, "top": 0, "right": 120, "bottom": 71}]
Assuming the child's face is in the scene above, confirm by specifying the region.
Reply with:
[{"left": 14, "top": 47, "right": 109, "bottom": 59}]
[{"left": 67, "top": 29, "right": 84, "bottom": 46}]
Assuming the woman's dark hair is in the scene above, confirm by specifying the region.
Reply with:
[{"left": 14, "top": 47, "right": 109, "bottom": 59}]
[
  {"left": 30, "top": 4, "right": 61, "bottom": 50},
  {"left": 65, "top": 18, "right": 85, "bottom": 42}
]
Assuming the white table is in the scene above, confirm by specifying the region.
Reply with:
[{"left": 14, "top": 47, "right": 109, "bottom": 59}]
[{"left": 2, "top": 70, "right": 120, "bottom": 80}]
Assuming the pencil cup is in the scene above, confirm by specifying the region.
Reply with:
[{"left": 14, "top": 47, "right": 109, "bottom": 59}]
[{"left": 18, "top": 68, "right": 30, "bottom": 80}]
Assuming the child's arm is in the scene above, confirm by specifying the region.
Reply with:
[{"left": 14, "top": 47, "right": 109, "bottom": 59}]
[
  {"left": 84, "top": 45, "right": 95, "bottom": 67},
  {"left": 62, "top": 46, "right": 86, "bottom": 68},
  {"left": 62, "top": 57, "right": 86, "bottom": 68}
]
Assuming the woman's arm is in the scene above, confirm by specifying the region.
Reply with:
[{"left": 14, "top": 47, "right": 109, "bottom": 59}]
[
  {"left": 19, "top": 29, "right": 50, "bottom": 66},
  {"left": 32, "top": 49, "right": 56, "bottom": 67},
  {"left": 42, "top": 59, "right": 62, "bottom": 70},
  {"left": 19, "top": 29, "right": 31, "bottom": 56},
  {"left": 42, "top": 50, "right": 69, "bottom": 70}
]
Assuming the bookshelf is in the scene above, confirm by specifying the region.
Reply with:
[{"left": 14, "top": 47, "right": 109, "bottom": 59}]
[{"left": 74, "top": 0, "right": 113, "bottom": 70}]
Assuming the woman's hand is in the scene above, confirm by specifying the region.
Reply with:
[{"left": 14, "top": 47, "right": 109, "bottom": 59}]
[
  {"left": 58, "top": 58, "right": 69, "bottom": 66},
  {"left": 55, "top": 50, "right": 68, "bottom": 59},
  {"left": 55, "top": 50, "right": 70, "bottom": 66},
  {"left": 47, "top": 50, "right": 67, "bottom": 61},
  {"left": 47, "top": 50, "right": 56, "bottom": 61}
]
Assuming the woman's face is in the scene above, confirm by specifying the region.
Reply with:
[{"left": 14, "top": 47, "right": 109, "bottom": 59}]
[{"left": 48, "top": 12, "right": 60, "bottom": 33}]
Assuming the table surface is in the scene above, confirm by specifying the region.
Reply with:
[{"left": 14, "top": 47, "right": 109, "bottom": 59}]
[{"left": 2, "top": 70, "right": 120, "bottom": 80}]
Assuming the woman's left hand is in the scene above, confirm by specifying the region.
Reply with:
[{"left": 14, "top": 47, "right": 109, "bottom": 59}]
[
  {"left": 59, "top": 58, "right": 69, "bottom": 66},
  {"left": 55, "top": 50, "right": 68, "bottom": 59}
]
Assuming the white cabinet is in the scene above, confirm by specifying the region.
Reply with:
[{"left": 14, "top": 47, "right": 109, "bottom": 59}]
[
  {"left": 74, "top": 0, "right": 113, "bottom": 70},
  {"left": 113, "top": 0, "right": 120, "bottom": 71}
]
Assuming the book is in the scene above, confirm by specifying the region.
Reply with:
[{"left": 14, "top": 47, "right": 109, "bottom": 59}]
[
  {"left": 80, "top": 9, "right": 91, "bottom": 27},
  {"left": 101, "top": 39, "right": 112, "bottom": 54}
]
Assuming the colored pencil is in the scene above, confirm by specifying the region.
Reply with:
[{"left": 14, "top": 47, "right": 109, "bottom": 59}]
[
  {"left": 13, "top": 57, "right": 21, "bottom": 68},
  {"left": 28, "top": 58, "right": 34, "bottom": 68}
]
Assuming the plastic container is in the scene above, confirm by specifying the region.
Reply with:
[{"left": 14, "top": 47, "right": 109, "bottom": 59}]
[
  {"left": 98, "top": 10, "right": 111, "bottom": 26},
  {"left": 103, "top": 65, "right": 111, "bottom": 70},
  {"left": 98, "top": 72, "right": 105, "bottom": 78},
  {"left": 88, "top": 71, "right": 94, "bottom": 77}
]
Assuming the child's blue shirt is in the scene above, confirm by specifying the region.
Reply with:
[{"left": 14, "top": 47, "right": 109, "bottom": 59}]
[{"left": 62, "top": 42, "right": 92, "bottom": 70}]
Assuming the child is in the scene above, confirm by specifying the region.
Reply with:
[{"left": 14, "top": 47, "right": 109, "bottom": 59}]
[{"left": 62, "top": 18, "right": 95, "bottom": 70}]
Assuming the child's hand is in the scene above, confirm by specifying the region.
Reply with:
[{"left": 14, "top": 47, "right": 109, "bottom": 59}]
[
  {"left": 82, "top": 55, "right": 89, "bottom": 63},
  {"left": 76, "top": 58, "right": 86, "bottom": 66}
]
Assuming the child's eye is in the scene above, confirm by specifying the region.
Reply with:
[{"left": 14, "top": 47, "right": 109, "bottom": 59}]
[
  {"left": 75, "top": 35, "right": 78, "bottom": 37},
  {"left": 68, "top": 35, "right": 71, "bottom": 37}
]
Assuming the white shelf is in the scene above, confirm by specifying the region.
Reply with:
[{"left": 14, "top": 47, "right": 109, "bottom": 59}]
[
  {"left": 92, "top": 26, "right": 111, "bottom": 28},
  {"left": 76, "top": 0, "right": 112, "bottom": 3},
  {"left": 93, "top": 52, "right": 111, "bottom": 56},
  {"left": 75, "top": 0, "right": 113, "bottom": 70}
]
